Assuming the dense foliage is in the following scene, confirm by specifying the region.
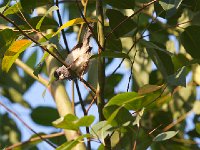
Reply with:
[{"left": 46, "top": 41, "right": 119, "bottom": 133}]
[{"left": 0, "top": 0, "right": 200, "bottom": 150}]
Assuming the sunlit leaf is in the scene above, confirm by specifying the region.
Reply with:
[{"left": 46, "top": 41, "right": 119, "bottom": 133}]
[
  {"left": 153, "top": 131, "right": 179, "bottom": 141},
  {"left": 53, "top": 114, "right": 95, "bottom": 130},
  {"left": 105, "top": 92, "right": 144, "bottom": 109},
  {"left": 54, "top": 18, "right": 96, "bottom": 36},
  {"left": 0, "top": 0, "right": 10, "bottom": 13},
  {"left": 36, "top": 6, "right": 58, "bottom": 30},
  {"left": 91, "top": 121, "right": 113, "bottom": 142},
  {"left": 193, "top": 101, "right": 200, "bottom": 115},
  {"left": 0, "top": 29, "right": 17, "bottom": 59},
  {"left": 56, "top": 134, "right": 92, "bottom": 150},
  {"left": 2, "top": 39, "right": 32, "bottom": 72},
  {"left": 133, "top": 108, "right": 145, "bottom": 127},
  {"left": 103, "top": 105, "right": 133, "bottom": 127},
  {"left": 3, "top": 2, "right": 22, "bottom": 16},
  {"left": 138, "top": 84, "right": 163, "bottom": 95}
]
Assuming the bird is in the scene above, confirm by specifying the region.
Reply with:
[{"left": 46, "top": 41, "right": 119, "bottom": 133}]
[{"left": 54, "top": 25, "right": 93, "bottom": 80}]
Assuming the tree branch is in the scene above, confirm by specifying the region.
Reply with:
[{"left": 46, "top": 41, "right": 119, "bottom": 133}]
[
  {"left": 6, "top": 132, "right": 65, "bottom": 150},
  {"left": 55, "top": 0, "right": 70, "bottom": 53},
  {"left": 15, "top": 59, "right": 49, "bottom": 87},
  {"left": 0, "top": 13, "right": 68, "bottom": 68},
  {"left": 0, "top": 101, "right": 56, "bottom": 149}
]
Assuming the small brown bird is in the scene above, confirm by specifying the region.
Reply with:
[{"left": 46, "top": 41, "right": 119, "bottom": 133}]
[{"left": 54, "top": 25, "right": 93, "bottom": 80}]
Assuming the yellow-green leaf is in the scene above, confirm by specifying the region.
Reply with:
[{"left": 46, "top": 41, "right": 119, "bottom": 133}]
[
  {"left": 53, "top": 18, "right": 96, "bottom": 36},
  {"left": 36, "top": 6, "right": 59, "bottom": 30},
  {"left": 2, "top": 39, "right": 32, "bottom": 72}
]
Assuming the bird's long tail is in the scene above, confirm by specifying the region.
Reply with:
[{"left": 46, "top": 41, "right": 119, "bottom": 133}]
[{"left": 82, "top": 24, "right": 93, "bottom": 47}]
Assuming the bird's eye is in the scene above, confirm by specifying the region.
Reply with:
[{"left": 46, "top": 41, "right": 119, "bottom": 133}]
[{"left": 54, "top": 71, "right": 59, "bottom": 79}]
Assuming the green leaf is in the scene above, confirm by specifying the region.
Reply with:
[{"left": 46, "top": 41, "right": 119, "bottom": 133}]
[
  {"left": 90, "top": 51, "right": 129, "bottom": 59},
  {"left": 139, "top": 39, "right": 173, "bottom": 55},
  {"left": 167, "top": 66, "right": 186, "bottom": 87},
  {"left": 0, "top": 29, "right": 17, "bottom": 59},
  {"left": 20, "top": 16, "right": 59, "bottom": 31},
  {"left": 53, "top": 18, "right": 96, "bottom": 36},
  {"left": 193, "top": 101, "right": 200, "bottom": 115},
  {"left": 21, "top": 0, "right": 51, "bottom": 13},
  {"left": 106, "top": 87, "right": 164, "bottom": 111},
  {"left": 180, "top": 25, "right": 200, "bottom": 59},
  {"left": 56, "top": 134, "right": 92, "bottom": 150},
  {"left": 31, "top": 107, "right": 59, "bottom": 126},
  {"left": 133, "top": 108, "right": 145, "bottom": 127},
  {"left": 106, "top": 106, "right": 123, "bottom": 125},
  {"left": 105, "top": 0, "right": 135, "bottom": 9},
  {"left": 158, "top": 0, "right": 183, "bottom": 18},
  {"left": 0, "top": 0, "right": 10, "bottom": 13},
  {"left": 106, "top": 9, "right": 136, "bottom": 37},
  {"left": 3, "top": 2, "right": 22, "bottom": 16},
  {"left": 103, "top": 105, "right": 133, "bottom": 127},
  {"left": 91, "top": 121, "right": 113, "bottom": 141},
  {"left": 192, "top": 11, "right": 200, "bottom": 26},
  {"left": 140, "top": 40, "right": 174, "bottom": 78},
  {"left": 195, "top": 123, "right": 200, "bottom": 135},
  {"left": 105, "top": 92, "right": 144, "bottom": 110},
  {"left": 53, "top": 114, "right": 95, "bottom": 130},
  {"left": 36, "top": 6, "right": 58, "bottom": 30},
  {"left": 105, "top": 73, "right": 123, "bottom": 99},
  {"left": 33, "top": 62, "right": 44, "bottom": 77},
  {"left": 104, "top": 26, "right": 122, "bottom": 52},
  {"left": 182, "top": 0, "right": 200, "bottom": 12},
  {"left": 153, "top": 131, "right": 179, "bottom": 141},
  {"left": 2, "top": 39, "right": 32, "bottom": 72},
  {"left": 138, "top": 84, "right": 163, "bottom": 95}
]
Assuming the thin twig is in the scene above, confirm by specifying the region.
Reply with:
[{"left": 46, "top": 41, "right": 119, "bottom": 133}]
[
  {"left": 72, "top": 80, "right": 75, "bottom": 114},
  {"left": 0, "top": 101, "right": 56, "bottom": 149},
  {"left": 127, "top": 49, "right": 138, "bottom": 92},
  {"left": 0, "top": 13, "right": 96, "bottom": 95},
  {"left": 80, "top": 78, "right": 96, "bottom": 94},
  {"left": 149, "top": 124, "right": 162, "bottom": 135},
  {"left": 74, "top": 79, "right": 91, "bottom": 149},
  {"left": 133, "top": 124, "right": 141, "bottom": 150},
  {"left": 75, "top": 80, "right": 87, "bottom": 115},
  {"left": 0, "top": 13, "right": 68, "bottom": 68},
  {"left": 86, "top": 95, "right": 97, "bottom": 114},
  {"left": 56, "top": 0, "right": 70, "bottom": 52},
  {"left": 6, "top": 132, "right": 65, "bottom": 150},
  {"left": 163, "top": 110, "right": 193, "bottom": 132}
]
